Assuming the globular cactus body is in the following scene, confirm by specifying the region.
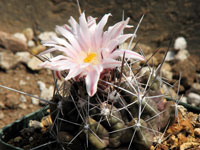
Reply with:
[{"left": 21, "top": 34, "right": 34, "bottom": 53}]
[{"left": 49, "top": 68, "right": 175, "bottom": 150}]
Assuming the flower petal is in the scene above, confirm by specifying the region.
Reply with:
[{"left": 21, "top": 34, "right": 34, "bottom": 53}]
[
  {"left": 39, "top": 59, "right": 74, "bottom": 71},
  {"left": 64, "top": 65, "right": 84, "bottom": 80},
  {"left": 85, "top": 68, "right": 101, "bottom": 96},
  {"left": 95, "top": 13, "right": 111, "bottom": 49},
  {"left": 56, "top": 25, "right": 82, "bottom": 52},
  {"left": 42, "top": 44, "right": 76, "bottom": 58},
  {"left": 116, "top": 34, "right": 133, "bottom": 44},
  {"left": 102, "top": 18, "right": 130, "bottom": 47},
  {"left": 79, "top": 12, "right": 91, "bottom": 49},
  {"left": 103, "top": 58, "right": 122, "bottom": 69},
  {"left": 87, "top": 16, "right": 97, "bottom": 29},
  {"left": 68, "top": 16, "right": 79, "bottom": 34},
  {"left": 110, "top": 49, "right": 145, "bottom": 60}
]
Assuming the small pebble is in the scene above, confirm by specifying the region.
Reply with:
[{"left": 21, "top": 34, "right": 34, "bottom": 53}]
[
  {"left": 13, "top": 136, "right": 22, "bottom": 143},
  {"left": 38, "top": 31, "right": 57, "bottom": 41},
  {"left": 31, "top": 96, "right": 40, "bottom": 105},
  {"left": 174, "top": 37, "right": 187, "bottom": 50},
  {"left": 0, "top": 31, "right": 27, "bottom": 52},
  {"left": 175, "top": 49, "right": 190, "bottom": 61},
  {"left": 5, "top": 94, "right": 19, "bottom": 109},
  {"left": 26, "top": 76, "right": 30, "bottom": 80},
  {"left": 29, "top": 137, "right": 34, "bottom": 142},
  {"left": 13, "top": 32, "right": 27, "bottom": 43},
  {"left": 18, "top": 103, "right": 27, "bottom": 110},
  {"left": 29, "top": 120, "right": 43, "bottom": 129},
  {"left": 28, "top": 104, "right": 33, "bottom": 109},
  {"left": 188, "top": 92, "right": 200, "bottom": 106},
  {"left": 41, "top": 115, "right": 52, "bottom": 127},
  {"left": 31, "top": 45, "right": 46, "bottom": 55},
  {"left": 37, "top": 81, "right": 53, "bottom": 103},
  {"left": 0, "top": 52, "right": 20, "bottom": 70},
  {"left": 23, "top": 28, "right": 34, "bottom": 41},
  {"left": 181, "top": 96, "right": 188, "bottom": 104},
  {"left": 27, "top": 57, "right": 42, "bottom": 71},
  {"left": 27, "top": 40, "right": 35, "bottom": 47},
  {"left": 37, "top": 81, "right": 46, "bottom": 91},
  {"left": 0, "top": 112, "right": 4, "bottom": 120},
  {"left": 165, "top": 51, "right": 175, "bottom": 61},
  {"left": 194, "top": 128, "right": 200, "bottom": 136},
  {"left": 19, "top": 95, "right": 27, "bottom": 103},
  {"left": 19, "top": 80, "right": 26, "bottom": 86},
  {"left": 0, "top": 101, "right": 5, "bottom": 109},
  {"left": 57, "top": 131, "right": 72, "bottom": 142},
  {"left": 16, "top": 52, "right": 32, "bottom": 64},
  {"left": 191, "top": 83, "right": 200, "bottom": 94}
]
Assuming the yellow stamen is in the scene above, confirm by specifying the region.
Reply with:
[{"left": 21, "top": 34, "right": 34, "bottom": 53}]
[{"left": 84, "top": 52, "right": 98, "bottom": 64}]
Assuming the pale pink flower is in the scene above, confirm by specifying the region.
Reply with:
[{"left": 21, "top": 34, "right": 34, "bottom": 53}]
[{"left": 39, "top": 13, "right": 144, "bottom": 96}]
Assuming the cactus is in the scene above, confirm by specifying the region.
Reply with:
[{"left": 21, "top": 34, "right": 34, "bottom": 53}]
[
  {"left": 34, "top": 11, "right": 176, "bottom": 150},
  {"left": 45, "top": 63, "right": 175, "bottom": 150}
]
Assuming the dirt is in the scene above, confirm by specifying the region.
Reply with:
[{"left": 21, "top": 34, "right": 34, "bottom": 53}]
[
  {"left": 0, "top": 0, "right": 199, "bottom": 55},
  {"left": 5, "top": 107, "right": 200, "bottom": 150},
  {"left": 151, "top": 107, "right": 200, "bottom": 150},
  {"left": 0, "top": 64, "right": 54, "bottom": 128}
]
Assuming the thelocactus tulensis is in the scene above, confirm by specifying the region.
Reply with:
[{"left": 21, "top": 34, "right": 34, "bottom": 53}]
[{"left": 36, "top": 11, "right": 176, "bottom": 150}]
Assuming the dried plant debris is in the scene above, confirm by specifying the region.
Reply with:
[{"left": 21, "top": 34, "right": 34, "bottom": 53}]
[{"left": 151, "top": 106, "right": 200, "bottom": 150}]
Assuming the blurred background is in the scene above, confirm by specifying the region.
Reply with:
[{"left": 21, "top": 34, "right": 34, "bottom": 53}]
[
  {"left": 0, "top": 0, "right": 200, "bottom": 128},
  {"left": 0, "top": 0, "right": 200, "bottom": 54}
]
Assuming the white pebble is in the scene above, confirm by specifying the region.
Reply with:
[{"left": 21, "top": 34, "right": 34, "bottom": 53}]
[
  {"left": 181, "top": 96, "right": 188, "bottom": 104},
  {"left": 13, "top": 33, "right": 27, "bottom": 43},
  {"left": 165, "top": 51, "right": 176, "bottom": 61},
  {"left": 29, "top": 120, "right": 43, "bottom": 129},
  {"left": 27, "top": 57, "right": 42, "bottom": 71},
  {"left": 188, "top": 93, "right": 200, "bottom": 106},
  {"left": 31, "top": 96, "right": 40, "bottom": 105},
  {"left": 18, "top": 103, "right": 27, "bottom": 110},
  {"left": 37, "top": 81, "right": 46, "bottom": 91},
  {"left": 19, "top": 80, "right": 26, "bottom": 86},
  {"left": 174, "top": 37, "right": 187, "bottom": 50},
  {"left": 19, "top": 95, "right": 27, "bottom": 103},
  {"left": 23, "top": 28, "right": 34, "bottom": 41},
  {"left": 0, "top": 112, "right": 4, "bottom": 120},
  {"left": 27, "top": 40, "right": 35, "bottom": 47},
  {"left": 175, "top": 49, "right": 190, "bottom": 61},
  {"left": 16, "top": 52, "right": 32, "bottom": 64},
  {"left": 38, "top": 31, "right": 57, "bottom": 41}
]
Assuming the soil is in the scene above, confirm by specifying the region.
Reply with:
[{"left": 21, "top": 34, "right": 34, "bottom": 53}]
[
  {"left": 0, "top": 64, "right": 54, "bottom": 128},
  {"left": 0, "top": 0, "right": 199, "bottom": 55},
  {"left": 5, "top": 107, "right": 200, "bottom": 150}
]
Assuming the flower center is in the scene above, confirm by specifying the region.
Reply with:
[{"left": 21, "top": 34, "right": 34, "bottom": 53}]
[{"left": 84, "top": 52, "right": 98, "bottom": 64}]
